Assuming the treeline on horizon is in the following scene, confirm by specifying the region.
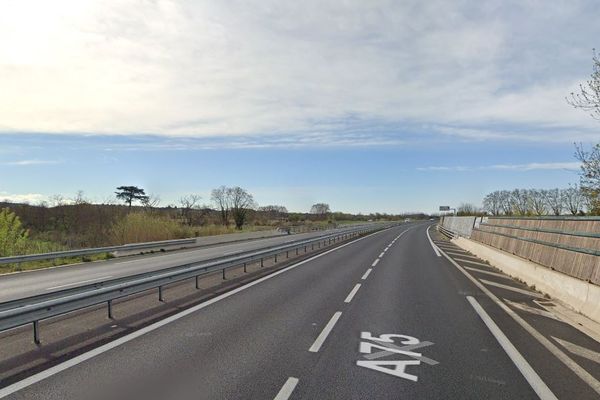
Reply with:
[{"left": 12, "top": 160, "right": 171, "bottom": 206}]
[{"left": 0, "top": 185, "right": 429, "bottom": 257}]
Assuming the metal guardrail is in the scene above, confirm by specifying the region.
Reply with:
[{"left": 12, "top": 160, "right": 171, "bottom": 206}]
[
  {"left": 0, "top": 223, "right": 398, "bottom": 344},
  {"left": 437, "top": 224, "right": 457, "bottom": 239},
  {"left": 0, "top": 238, "right": 198, "bottom": 266}
]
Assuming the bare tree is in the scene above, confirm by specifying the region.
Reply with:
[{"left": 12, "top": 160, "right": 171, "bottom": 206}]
[
  {"left": 543, "top": 189, "right": 563, "bottom": 216},
  {"left": 456, "top": 203, "right": 479, "bottom": 216},
  {"left": 141, "top": 194, "right": 161, "bottom": 212},
  {"left": 529, "top": 189, "right": 547, "bottom": 216},
  {"left": 575, "top": 143, "right": 600, "bottom": 214},
  {"left": 511, "top": 189, "right": 531, "bottom": 216},
  {"left": 258, "top": 205, "right": 288, "bottom": 220},
  {"left": 483, "top": 191, "right": 502, "bottom": 216},
  {"left": 73, "top": 190, "right": 89, "bottom": 205},
  {"left": 211, "top": 186, "right": 231, "bottom": 226},
  {"left": 563, "top": 185, "right": 584, "bottom": 215},
  {"left": 567, "top": 50, "right": 600, "bottom": 120},
  {"left": 310, "top": 203, "right": 331, "bottom": 218},
  {"left": 49, "top": 194, "right": 66, "bottom": 207},
  {"left": 179, "top": 194, "right": 202, "bottom": 225},
  {"left": 228, "top": 187, "right": 257, "bottom": 229},
  {"left": 499, "top": 190, "right": 513, "bottom": 215}
]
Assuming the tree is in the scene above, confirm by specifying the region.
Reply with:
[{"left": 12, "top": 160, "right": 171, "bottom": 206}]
[
  {"left": 499, "top": 190, "right": 513, "bottom": 215},
  {"left": 228, "top": 187, "right": 257, "bottom": 229},
  {"left": 543, "top": 189, "right": 563, "bottom": 216},
  {"left": 529, "top": 189, "right": 547, "bottom": 216},
  {"left": 456, "top": 203, "right": 479, "bottom": 216},
  {"left": 511, "top": 189, "right": 531, "bottom": 216},
  {"left": 483, "top": 191, "right": 502, "bottom": 216},
  {"left": 258, "top": 205, "right": 288, "bottom": 220},
  {"left": 575, "top": 143, "right": 600, "bottom": 215},
  {"left": 115, "top": 186, "right": 149, "bottom": 209},
  {"left": 310, "top": 203, "right": 331, "bottom": 217},
  {"left": 563, "top": 185, "right": 584, "bottom": 215},
  {"left": 0, "top": 208, "right": 28, "bottom": 256},
  {"left": 179, "top": 194, "right": 202, "bottom": 225},
  {"left": 211, "top": 186, "right": 231, "bottom": 227},
  {"left": 567, "top": 50, "right": 600, "bottom": 120}
]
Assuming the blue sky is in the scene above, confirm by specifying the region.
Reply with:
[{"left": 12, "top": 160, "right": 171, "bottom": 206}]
[{"left": 0, "top": 1, "right": 598, "bottom": 213}]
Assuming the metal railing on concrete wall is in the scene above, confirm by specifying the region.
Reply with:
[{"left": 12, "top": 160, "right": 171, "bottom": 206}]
[{"left": 471, "top": 216, "right": 600, "bottom": 285}]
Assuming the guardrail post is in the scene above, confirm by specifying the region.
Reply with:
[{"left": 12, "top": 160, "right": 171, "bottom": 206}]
[
  {"left": 296, "top": 248, "right": 299, "bottom": 255},
  {"left": 286, "top": 250, "right": 289, "bottom": 259},
  {"left": 311, "top": 244, "right": 314, "bottom": 250},
  {"left": 260, "top": 258, "right": 264, "bottom": 268},
  {"left": 304, "top": 245, "right": 307, "bottom": 253},
  {"left": 195, "top": 276, "right": 200, "bottom": 289},
  {"left": 107, "top": 300, "right": 114, "bottom": 319},
  {"left": 318, "top": 242, "right": 320, "bottom": 248},
  {"left": 222, "top": 268, "right": 226, "bottom": 280},
  {"left": 159, "top": 286, "right": 164, "bottom": 302},
  {"left": 243, "top": 262, "right": 247, "bottom": 273},
  {"left": 33, "top": 321, "right": 40, "bottom": 345},
  {"left": 274, "top": 254, "right": 278, "bottom": 263}
]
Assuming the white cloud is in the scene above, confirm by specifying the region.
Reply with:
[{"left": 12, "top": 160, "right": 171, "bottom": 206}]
[
  {"left": 417, "top": 162, "right": 581, "bottom": 172},
  {"left": 2, "top": 159, "right": 62, "bottom": 166},
  {"left": 0, "top": 192, "right": 46, "bottom": 204},
  {"left": 0, "top": 0, "right": 598, "bottom": 142}
]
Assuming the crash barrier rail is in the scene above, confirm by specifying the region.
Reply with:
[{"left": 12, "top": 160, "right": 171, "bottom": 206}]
[
  {"left": 471, "top": 216, "right": 600, "bottom": 286},
  {"left": 437, "top": 224, "right": 457, "bottom": 239},
  {"left": 0, "top": 223, "right": 399, "bottom": 344},
  {"left": 0, "top": 238, "right": 198, "bottom": 266}
]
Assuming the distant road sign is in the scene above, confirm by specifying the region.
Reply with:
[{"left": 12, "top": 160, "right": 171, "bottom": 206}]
[{"left": 439, "top": 206, "right": 450, "bottom": 211}]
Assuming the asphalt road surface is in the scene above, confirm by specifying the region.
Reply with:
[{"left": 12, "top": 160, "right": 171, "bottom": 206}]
[
  {"left": 2, "top": 223, "right": 600, "bottom": 399},
  {"left": 0, "top": 229, "right": 347, "bottom": 302}
]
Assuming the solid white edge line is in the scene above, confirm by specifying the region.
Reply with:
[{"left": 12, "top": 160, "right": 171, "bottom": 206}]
[
  {"left": 466, "top": 296, "right": 557, "bottom": 400},
  {"left": 426, "top": 225, "right": 441, "bottom": 257},
  {"left": 0, "top": 227, "right": 393, "bottom": 399},
  {"left": 309, "top": 311, "right": 342, "bottom": 352},
  {"left": 361, "top": 269, "right": 372, "bottom": 280},
  {"left": 436, "top": 245, "right": 600, "bottom": 395},
  {"left": 273, "top": 377, "right": 299, "bottom": 400},
  {"left": 371, "top": 259, "right": 380, "bottom": 267},
  {"left": 344, "top": 284, "right": 361, "bottom": 303},
  {"left": 45, "top": 276, "right": 114, "bottom": 291}
]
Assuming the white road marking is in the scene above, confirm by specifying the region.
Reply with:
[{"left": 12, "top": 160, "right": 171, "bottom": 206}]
[
  {"left": 437, "top": 246, "right": 600, "bottom": 395},
  {"left": 426, "top": 225, "right": 441, "bottom": 257},
  {"left": 273, "top": 377, "right": 299, "bottom": 400},
  {"left": 505, "top": 300, "right": 561, "bottom": 321},
  {"left": 453, "top": 258, "right": 491, "bottom": 268},
  {"left": 466, "top": 296, "right": 557, "bottom": 400},
  {"left": 0, "top": 229, "right": 391, "bottom": 399},
  {"left": 372, "top": 259, "right": 380, "bottom": 267},
  {"left": 379, "top": 252, "right": 385, "bottom": 258},
  {"left": 553, "top": 337, "right": 600, "bottom": 365},
  {"left": 45, "top": 276, "right": 113, "bottom": 290},
  {"left": 344, "top": 284, "right": 361, "bottom": 303},
  {"left": 445, "top": 251, "right": 477, "bottom": 258},
  {"left": 463, "top": 266, "right": 510, "bottom": 279},
  {"left": 479, "top": 279, "right": 543, "bottom": 298},
  {"left": 361, "top": 269, "right": 372, "bottom": 280},
  {"left": 309, "top": 311, "right": 342, "bottom": 352}
]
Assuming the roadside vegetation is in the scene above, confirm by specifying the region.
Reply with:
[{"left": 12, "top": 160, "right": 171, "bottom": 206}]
[{"left": 0, "top": 186, "right": 427, "bottom": 273}]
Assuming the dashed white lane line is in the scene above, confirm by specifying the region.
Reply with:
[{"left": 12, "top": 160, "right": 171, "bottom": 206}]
[
  {"left": 378, "top": 252, "right": 385, "bottom": 258},
  {"left": 467, "top": 296, "right": 557, "bottom": 400},
  {"left": 344, "top": 284, "right": 361, "bottom": 303},
  {"left": 273, "top": 377, "right": 299, "bottom": 400},
  {"left": 361, "top": 269, "right": 372, "bottom": 280},
  {"left": 371, "top": 259, "right": 380, "bottom": 267},
  {"left": 309, "top": 311, "right": 343, "bottom": 352},
  {"left": 426, "top": 225, "right": 441, "bottom": 257},
  {"left": 0, "top": 230, "right": 390, "bottom": 400},
  {"left": 45, "top": 276, "right": 113, "bottom": 291}
]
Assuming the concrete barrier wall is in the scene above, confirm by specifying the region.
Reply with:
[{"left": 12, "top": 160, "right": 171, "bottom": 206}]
[
  {"left": 471, "top": 217, "right": 600, "bottom": 285},
  {"left": 441, "top": 216, "right": 477, "bottom": 238},
  {"left": 454, "top": 236, "right": 600, "bottom": 324}
]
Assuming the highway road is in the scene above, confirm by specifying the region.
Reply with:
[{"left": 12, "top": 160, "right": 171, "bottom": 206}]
[
  {"left": 2, "top": 223, "right": 600, "bottom": 399},
  {"left": 0, "top": 229, "right": 351, "bottom": 302}
]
